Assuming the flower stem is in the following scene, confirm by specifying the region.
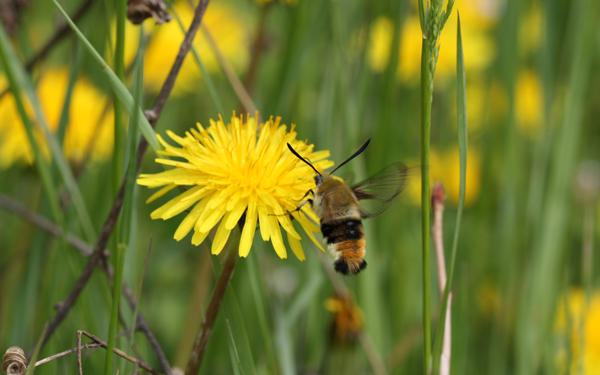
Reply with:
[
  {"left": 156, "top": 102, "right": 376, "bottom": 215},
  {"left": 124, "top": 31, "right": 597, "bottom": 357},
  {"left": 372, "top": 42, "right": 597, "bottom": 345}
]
[
  {"left": 185, "top": 231, "right": 240, "bottom": 375},
  {"left": 420, "top": 37, "right": 433, "bottom": 375}
]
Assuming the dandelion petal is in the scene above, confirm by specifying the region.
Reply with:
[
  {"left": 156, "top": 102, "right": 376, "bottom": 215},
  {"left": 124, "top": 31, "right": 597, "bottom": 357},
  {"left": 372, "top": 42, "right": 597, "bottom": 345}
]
[
  {"left": 212, "top": 212, "right": 232, "bottom": 255},
  {"left": 257, "top": 205, "right": 271, "bottom": 241},
  {"left": 239, "top": 197, "right": 257, "bottom": 257},
  {"left": 287, "top": 232, "right": 305, "bottom": 261},
  {"left": 267, "top": 214, "right": 287, "bottom": 259},
  {"left": 192, "top": 230, "right": 209, "bottom": 246},
  {"left": 225, "top": 198, "right": 248, "bottom": 230}
]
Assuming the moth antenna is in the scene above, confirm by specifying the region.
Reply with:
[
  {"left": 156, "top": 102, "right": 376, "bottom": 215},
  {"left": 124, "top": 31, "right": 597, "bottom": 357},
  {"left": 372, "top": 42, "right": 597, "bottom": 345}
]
[
  {"left": 287, "top": 143, "right": 322, "bottom": 176},
  {"left": 330, "top": 139, "right": 371, "bottom": 175}
]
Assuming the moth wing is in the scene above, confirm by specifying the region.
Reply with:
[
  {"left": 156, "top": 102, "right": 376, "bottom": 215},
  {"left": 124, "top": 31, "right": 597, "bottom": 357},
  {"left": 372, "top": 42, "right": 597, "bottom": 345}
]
[{"left": 351, "top": 164, "right": 410, "bottom": 219}]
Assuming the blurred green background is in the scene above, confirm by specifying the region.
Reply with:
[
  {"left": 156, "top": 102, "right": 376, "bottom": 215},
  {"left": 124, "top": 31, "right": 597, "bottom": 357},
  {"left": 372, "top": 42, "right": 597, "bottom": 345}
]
[{"left": 1, "top": 0, "right": 599, "bottom": 374}]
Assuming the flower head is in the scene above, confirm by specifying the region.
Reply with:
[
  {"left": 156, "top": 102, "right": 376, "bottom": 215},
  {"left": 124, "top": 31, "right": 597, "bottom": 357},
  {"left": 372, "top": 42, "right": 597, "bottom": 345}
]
[{"left": 137, "top": 113, "right": 333, "bottom": 259}]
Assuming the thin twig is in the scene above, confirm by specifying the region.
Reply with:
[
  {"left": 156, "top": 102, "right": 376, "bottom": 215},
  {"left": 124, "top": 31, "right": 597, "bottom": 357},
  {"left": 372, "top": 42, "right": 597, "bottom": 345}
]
[
  {"left": 33, "top": 331, "right": 162, "bottom": 375},
  {"left": 138, "top": 0, "right": 211, "bottom": 168},
  {"left": 33, "top": 342, "right": 102, "bottom": 367},
  {"left": 431, "top": 182, "right": 451, "bottom": 375},
  {"left": 78, "top": 331, "right": 163, "bottom": 375},
  {"left": 0, "top": 193, "right": 97, "bottom": 257},
  {"left": 184, "top": 242, "right": 238, "bottom": 375}
]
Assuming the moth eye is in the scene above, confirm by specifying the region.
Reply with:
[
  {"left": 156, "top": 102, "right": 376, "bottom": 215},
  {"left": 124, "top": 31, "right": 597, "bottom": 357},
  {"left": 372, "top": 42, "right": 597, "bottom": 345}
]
[{"left": 314, "top": 175, "right": 322, "bottom": 185}]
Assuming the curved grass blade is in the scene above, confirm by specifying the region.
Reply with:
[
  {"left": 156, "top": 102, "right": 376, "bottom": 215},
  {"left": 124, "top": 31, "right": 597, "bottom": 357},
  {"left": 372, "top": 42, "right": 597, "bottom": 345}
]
[
  {"left": 0, "top": 27, "right": 64, "bottom": 228},
  {"left": 24, "top": 320, "right": 49, "bottom": 375},
  {"left": 432, "top": 13, "right": 467, "bottom": 374},
  {"left": 105, "top": 23, "right": 145, "bottom": 375},
  {"left": 52, "top": 0, "right": 160, "bottom": 153}
]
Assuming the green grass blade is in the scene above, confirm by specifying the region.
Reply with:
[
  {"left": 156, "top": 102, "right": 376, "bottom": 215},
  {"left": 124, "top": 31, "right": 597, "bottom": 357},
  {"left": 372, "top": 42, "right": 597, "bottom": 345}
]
[
  {"left": 210, "top": 251, "right": 258, "bottom": 375},
  {"left": 0, "top": 27, "right": 64, "bottom": 227},
  {"left": 226, "top": 319, "right": 245, "bottom": 375},
  {"left": 169, "top": 5, "right": 225, "bottom": 116},
  {"left": 247, "top": 250, "right": 279, "bottom": 375},
  {"left": 24, "top": 321, "right": 48, "bottom": 375},
  {"left": 52, "top": 0, "right": 160, "bottom": 153},
  {"left": 105, "top": 23, "right": 145, "bottom": 375},
  {"left": 432, "top": 13, "right": 467, "bottom": 374},
  {"left": 112, "top": 0, "right": 127, "bottom": 197},
  {"left": 56, "top": 42, "right": 83, "bottom": 146},
  {"left": 420, "top": 35, "right": 433, "bottom": 375}
]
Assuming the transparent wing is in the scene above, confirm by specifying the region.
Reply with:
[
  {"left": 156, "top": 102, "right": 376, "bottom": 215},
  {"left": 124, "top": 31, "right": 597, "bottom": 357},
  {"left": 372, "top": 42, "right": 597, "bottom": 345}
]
[{"left": 351, "top": 164, "right": 411, "bottom": 218}]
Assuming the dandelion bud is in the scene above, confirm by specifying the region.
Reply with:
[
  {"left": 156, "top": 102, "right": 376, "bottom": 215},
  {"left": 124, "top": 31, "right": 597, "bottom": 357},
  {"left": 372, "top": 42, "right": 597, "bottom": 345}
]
[
  {"left": 431, "top": 181, "right": 446, "bottom": 208},
  {"left": 2, "top": 347, "right": 27, "bottom": 375}
]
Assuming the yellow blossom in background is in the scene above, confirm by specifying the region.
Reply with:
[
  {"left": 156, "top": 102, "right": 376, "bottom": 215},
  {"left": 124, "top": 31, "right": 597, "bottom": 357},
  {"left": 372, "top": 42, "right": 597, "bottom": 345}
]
[
  {"left": 120, "top": 1, "right": 249, "bottom": 94},
  {"left": 0, "top": 69, "right": 114, "bottom": 168},
  {"left": 325, "top": 293, "right": 364, "bottom": 344},
  {"left": 385, "top": 0, "right": 497, "bottom": 84},
  {"left": 406, "top": 146, "right": 482, "bottom": 206},
  {"left": 367, "top": 16, "right": 394, "bottom": 73},
  {"left": 555, "top": 288, "right": 600, "bottom": 374},
  {"left": 137, "top": 113, "right": 334, "bottom": 259},
  {"left": 516, "top": 69, "right": 544, "bottom": 138}
]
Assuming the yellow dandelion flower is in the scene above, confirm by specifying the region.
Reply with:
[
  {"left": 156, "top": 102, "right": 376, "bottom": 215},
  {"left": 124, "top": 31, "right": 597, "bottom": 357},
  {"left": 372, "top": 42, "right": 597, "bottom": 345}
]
[
  {"left": 137, "top": 113, "right": 334, "bottom": 259},
  {"left": 0, "top": 69, "right": 114, "bottom": 168},
  {"left": 555, "top": 288, "right": 600, "bottom": 374}
]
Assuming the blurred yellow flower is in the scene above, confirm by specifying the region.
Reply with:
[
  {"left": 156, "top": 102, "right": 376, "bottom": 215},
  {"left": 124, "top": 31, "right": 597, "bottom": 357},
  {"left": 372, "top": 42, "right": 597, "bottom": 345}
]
[
  {"left": 0, "top": 69, "right": 114, "bottom": 168},
  {"left": 516, "top": 69, "right": 544, "bottom": 138},
  {"left": 325, "top": 293, "right": 364, "bottom": 344},
  {"left": 366, "top": 1, "right": 497, "bottom": 83},
  {"left": 120, "top": 1, "right": 249, "bottom": 94},
  {"left": 367, "top": 16, "right": 394, "bottom": 73},
  {"left": 137, "top": 113, "right": 333, "bottom": 259},
  {"left": 556, "top": 288, "right": 600, "bottom": 374},
  {"left": 405, "top": 146, "right": 482, "bottom": 206}
]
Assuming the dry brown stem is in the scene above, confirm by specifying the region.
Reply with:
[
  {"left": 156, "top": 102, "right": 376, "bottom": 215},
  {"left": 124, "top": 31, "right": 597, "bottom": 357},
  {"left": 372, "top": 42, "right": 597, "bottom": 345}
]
[{"left": 431, "top": 181, "right": 451, "bottom": 375}]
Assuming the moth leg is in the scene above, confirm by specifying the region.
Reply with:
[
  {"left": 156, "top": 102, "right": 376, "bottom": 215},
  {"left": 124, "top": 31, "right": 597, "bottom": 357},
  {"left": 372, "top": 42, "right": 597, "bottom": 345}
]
[
  {"left": 271, "top": 192, "right": 314, "bottom": 217},
  {"left": 294, "top": 189, "right": 314, "bottom": 202}
]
